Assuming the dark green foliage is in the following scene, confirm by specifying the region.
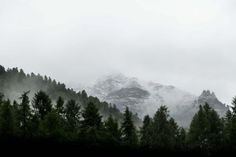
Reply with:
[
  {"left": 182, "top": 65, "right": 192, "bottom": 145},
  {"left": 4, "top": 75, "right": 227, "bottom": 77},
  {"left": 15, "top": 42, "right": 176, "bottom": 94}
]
[
  {"left": 64, "top": 99, "right": 80, "bottom": 138},
  {"left": 32, "top": 91, "right": 52, "bottom": 120},
  {"left": 30, "top": 114, "right": 40, "bottom": 138},
  {"left": 0, "top": 65, "right": 5, "bottom": 75},
  {"left": 38, "top": 109, "right": 65, "bottom": 140},
  {"left": 151, "top": 106, "right": 178, "bottom": 150},
  {"left": 18, "top": 91, "right": 32, "bottom": 137},
  {"left": 0, "top": 65, "right": 127, "bottom": 125},
  {"left": 168, "top": 118, "right": 181, "bottom": 149},
  {"left": 81, "top": 102, "right": 103, "bottom": 130},
  {"left": 56, "top": 96, "right": 65, "bottom": 114},
  {"left": 0, "top": 90, "right": 234, "bottom": 155},
  {"left": 0, "top": 93, "right": 4, "bottom": 105},
  {"left": 187, "top": 103, "right": 224, "bottom": 152},
  {"left": 121, "top": 107, "right": 138, "bottom": 147},
  {"left": 223, "top": 97, "right": 236, "bottom": 150},
  {"left": 81, "top": 90, "right": 88, "bottom": 99},
  {"left": 140, "top": 115, "right": 152, "bottom": 148},
  {"left": 177, "top": 127, "right": 187, "bottom": 151},
  {"left": 0, "top": 100, "right": 17, "bottom": 139},
  {"left": 140, "top": 106, "right": 185, "bottom": 151},
  {"left": 79, "top": 102, "right": 104, "bottom": 145},
  {"left": 1, "top": 65, "right": 236, "bottom": 154},
  {"left": 104, "top": 115, "right": 121, "bottom": 143},
  {"left": 223, "top": 110, "right": 232, "bottom": 147}
]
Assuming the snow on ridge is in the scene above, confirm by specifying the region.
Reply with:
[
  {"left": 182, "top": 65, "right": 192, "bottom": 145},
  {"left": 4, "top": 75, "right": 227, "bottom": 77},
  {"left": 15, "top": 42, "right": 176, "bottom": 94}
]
[{"left": 81, "top": 73, "right": 228, "bottom": 127}]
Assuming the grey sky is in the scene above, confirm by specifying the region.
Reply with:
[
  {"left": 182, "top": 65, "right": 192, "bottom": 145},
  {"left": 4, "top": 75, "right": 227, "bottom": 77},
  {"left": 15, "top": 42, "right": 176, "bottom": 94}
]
[{"left": 0, "top": 0, "right": 236, "bottom": 105}]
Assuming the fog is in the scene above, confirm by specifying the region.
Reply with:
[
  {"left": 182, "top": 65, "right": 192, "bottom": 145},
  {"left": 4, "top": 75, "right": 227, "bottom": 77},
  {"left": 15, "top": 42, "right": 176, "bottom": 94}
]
[{"left": 0, "top": 0, "right": 236, "bottom": 105}]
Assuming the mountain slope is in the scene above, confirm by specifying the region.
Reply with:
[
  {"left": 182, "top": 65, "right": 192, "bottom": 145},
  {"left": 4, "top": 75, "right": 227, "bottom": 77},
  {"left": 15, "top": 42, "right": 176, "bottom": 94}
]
[
  {"left": 0, "top": 65, "right": 141, "bottom": 125},
  {"left": 196, "top": 90, "right": 228, "bottom": 116},
  {"left": 87, "top": 73, "right": 229, "bottom": 127}
]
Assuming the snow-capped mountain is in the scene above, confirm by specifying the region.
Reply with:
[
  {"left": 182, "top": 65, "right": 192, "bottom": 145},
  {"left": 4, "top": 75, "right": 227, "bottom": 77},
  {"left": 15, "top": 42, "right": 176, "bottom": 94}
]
[
  {"left": 196, "top": 90, "right": 228, "bottom": 116},
  {"left": 85, "top": 73, "right": 229, "bottom": 127}
]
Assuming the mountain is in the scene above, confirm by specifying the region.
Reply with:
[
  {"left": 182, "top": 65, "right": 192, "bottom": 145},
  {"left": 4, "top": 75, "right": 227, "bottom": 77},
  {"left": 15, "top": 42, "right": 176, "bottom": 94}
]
[
  {"left": 197, "top": 90, "right": 228, "bottom": 116},
  {"left": 0, "top": 65, "right": 142, "bottom": 125},
  {"left": 87, "top": 73, "right": 229, "bottom": 127},
  {"left": 0, "top": 65, "right": 228, "bottom": 127}
]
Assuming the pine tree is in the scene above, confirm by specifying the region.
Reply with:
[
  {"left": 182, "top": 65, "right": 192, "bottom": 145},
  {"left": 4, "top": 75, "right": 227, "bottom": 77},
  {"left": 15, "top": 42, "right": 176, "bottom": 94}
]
[
  {"left": 18, "top": 91, "right": 32, "bottom": 137},
  {"left": 187, "top": 103, "right": 224, "bottom": 152},
  {"left": 0, "top": 100, "right": 17, "bottom": 139},
  {"left": 104, "top": 115, "right": 121, "bottom": 143},
  {"left": 176, "top": 127, "right": 186, "bottom": 151},
  {"left": 81, "top": 90, "right": 88, "bottom": 99},
  {"left": 39, "top": 109, "right": 64, "bottom": 140},
  {"left": 32, "top": 91, "right": 52, "bottom": 120},
  {"left": 64, "top": 99, "right": 80, "bottom": 138},
  {"left": 151, "top": 106, "right": 174, "bottom": 150},
  {"left": 120, "top": 107, "right": 138, "bottom": 147},
  {"left": 80, "top": 102, "right": 103, "bottom": 144},
  {"left": 0, "top": 65, "right": 5, "bottom": 75},
  {"left": 169, "top": 117, "right": 180, "bottom": 150},
  {"left": 0, "top": 93, "right": 4, "bottom": 106},
  {"left": 81, "top": 102, "right": 102, "bottom": 130},
  {"left": 225, "top": 97, "right": 236, "bottom": 150},
  {"left": 140, "top": 115, "right": 152, "bottom": 148},
  {"left": 80, "top": 90, "right": 88, "bottom": 105},
  {"left": 56, "top": 96, "right": 65, "bottom": 115},
  {"left": 187, "top": 105, "right": 207, "bottom": 150},
  {"left": 223, "top": 110, "right": 232, "bottom": 149}
]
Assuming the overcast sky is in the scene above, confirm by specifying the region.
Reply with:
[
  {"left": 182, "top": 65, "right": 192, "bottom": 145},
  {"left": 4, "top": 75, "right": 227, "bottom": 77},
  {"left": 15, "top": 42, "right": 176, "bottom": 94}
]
[{"left": 0, "top": 0, "right": 236, "bottom": 105}]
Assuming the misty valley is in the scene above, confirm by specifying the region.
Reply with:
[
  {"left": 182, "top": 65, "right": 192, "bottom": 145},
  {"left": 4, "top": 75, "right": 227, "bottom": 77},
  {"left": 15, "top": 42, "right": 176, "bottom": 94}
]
[
  {"left": 0, "top": 65, "right": 235, "bottom": 156},
  {"left": 2, "top": 0, "right": 236, "bottom": 156}
]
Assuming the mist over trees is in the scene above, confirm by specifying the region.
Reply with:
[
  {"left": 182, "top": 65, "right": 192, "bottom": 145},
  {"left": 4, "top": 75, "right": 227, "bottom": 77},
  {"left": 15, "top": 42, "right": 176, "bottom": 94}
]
[
  {"left": 0, "top": 65, "right": 140, "bottom": 125},
  {"left": 1, "top": 65, "right": 236, "bottom": 155},
  {"left": 0, "top": 90, "right": 235, "bottom": 155}
]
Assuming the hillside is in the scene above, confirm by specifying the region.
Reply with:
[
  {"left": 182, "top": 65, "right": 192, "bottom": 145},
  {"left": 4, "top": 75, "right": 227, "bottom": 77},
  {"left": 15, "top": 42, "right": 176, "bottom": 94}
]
[{"left": 0, "top": 65, "right": 140, "bottom": 125}]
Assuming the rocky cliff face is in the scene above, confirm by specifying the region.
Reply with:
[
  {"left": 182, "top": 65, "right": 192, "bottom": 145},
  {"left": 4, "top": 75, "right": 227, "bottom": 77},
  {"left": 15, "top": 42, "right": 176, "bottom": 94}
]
[
  {"left": 196, "top": 90, "right": 228, "bottom": 116},
  {"left": 86, "top": 73, "right": 229, "bottom": 127}
]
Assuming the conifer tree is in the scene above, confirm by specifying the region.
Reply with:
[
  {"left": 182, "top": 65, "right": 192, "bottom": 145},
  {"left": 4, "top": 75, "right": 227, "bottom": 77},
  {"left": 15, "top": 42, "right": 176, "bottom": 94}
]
[
  {"left": 0, "top": 100, "right": 17, "bottom": 139},
  {"left": 18, "top": 91, "right": 32, "bottom": 137},
  {"left": 80, "top": 102, "right": 103, "bottom": 144},
  {"left": 39, "top": 109, "right": 64, "bottom": 139},
  {"left": 223, "top": 110, "right": 232, "bottom": 149},
  {"left": 151, "top": 106, "right": 173, "bottom": 150},
  {"left": 169, "top": 117, "right": 180, "bottom": 149},
  {"left": 187, "top": 103, "right": 224, "bottom": 152},
  {"left": 32, "top": 91, "right": 52, "bottom": 120},
  {"left": 0, "top": 93, "right": 3, "bottom": 105},
  {"left": 56, "top": 96, "right": 65, "bottom": 115},
  {"left": 177, "top": 127, "right": 186, "bottom": 151},
  {"left": 104, "top": 115, "right": 121, "bottom": 142},
  {"left": 225, "top": 97, "right": 236, "bottom": 150},
  {"left": 140, "top": 115, "right": 152, "bottom": 148},
  {"left": 81, "top": 102, "right": 102, "bottom": 130},
  {"left": 64, "top": 100, "right": 80, "bottom": 137},
  {"left": 0, "top": 65, "right": 5, "bottom": 75},
  {"left": 81, "top": 90, "right": 88, "bottom": 99},
  {"left": 121, "top": 107, "right": 138, "bottom": 147}
]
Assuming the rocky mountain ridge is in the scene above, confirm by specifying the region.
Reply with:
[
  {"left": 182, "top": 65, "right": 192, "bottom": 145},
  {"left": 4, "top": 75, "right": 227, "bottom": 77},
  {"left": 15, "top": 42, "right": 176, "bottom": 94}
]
[{"left": 86, "top": 73, "right": 229, "bottom": 127}]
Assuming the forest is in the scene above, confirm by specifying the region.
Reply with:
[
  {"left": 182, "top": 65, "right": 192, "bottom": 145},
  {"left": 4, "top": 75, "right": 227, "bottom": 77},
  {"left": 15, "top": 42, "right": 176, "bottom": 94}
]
[{"left": 0, "top": 65, "right": 236, "bottom": 155}]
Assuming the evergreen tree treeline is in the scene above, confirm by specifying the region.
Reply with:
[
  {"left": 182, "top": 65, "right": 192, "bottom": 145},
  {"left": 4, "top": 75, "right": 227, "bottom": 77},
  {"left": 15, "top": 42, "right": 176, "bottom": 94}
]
[
  {"left": 0, "top": 65, "right": 140, "bottom": 125},
  {"left": 1, "top": 65, "right": 236, "bottom": 155},
  {"left": 0, "top": 90, "right": 236, "bottom": 154}
]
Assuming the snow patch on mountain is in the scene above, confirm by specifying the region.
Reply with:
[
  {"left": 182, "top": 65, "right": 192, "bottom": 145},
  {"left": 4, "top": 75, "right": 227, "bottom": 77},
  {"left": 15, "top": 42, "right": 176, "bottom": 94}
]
[{"left": 85, "top": 73, "right": 229, "bottom": 127}]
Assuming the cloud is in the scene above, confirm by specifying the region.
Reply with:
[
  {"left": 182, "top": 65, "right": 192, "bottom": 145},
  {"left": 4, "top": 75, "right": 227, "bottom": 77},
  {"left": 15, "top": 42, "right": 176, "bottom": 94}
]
[{"left": 0, "top": 0, "right": 236, "bottom": 104}]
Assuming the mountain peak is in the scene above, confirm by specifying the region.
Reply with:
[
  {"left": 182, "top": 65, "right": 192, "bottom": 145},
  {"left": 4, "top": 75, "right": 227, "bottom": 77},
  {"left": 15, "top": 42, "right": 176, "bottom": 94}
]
[
  {"left": 200, "top": 90, "right": 217, "bottom": 99},
  {"left": 103, "top": 73, "right": 128, "bottom": 81},
  {"left": 87, "top": 74, "right": 229, "bottom": 127},
  {"left": 197, "top": 90, "right": 228, "bottom": 116}
]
